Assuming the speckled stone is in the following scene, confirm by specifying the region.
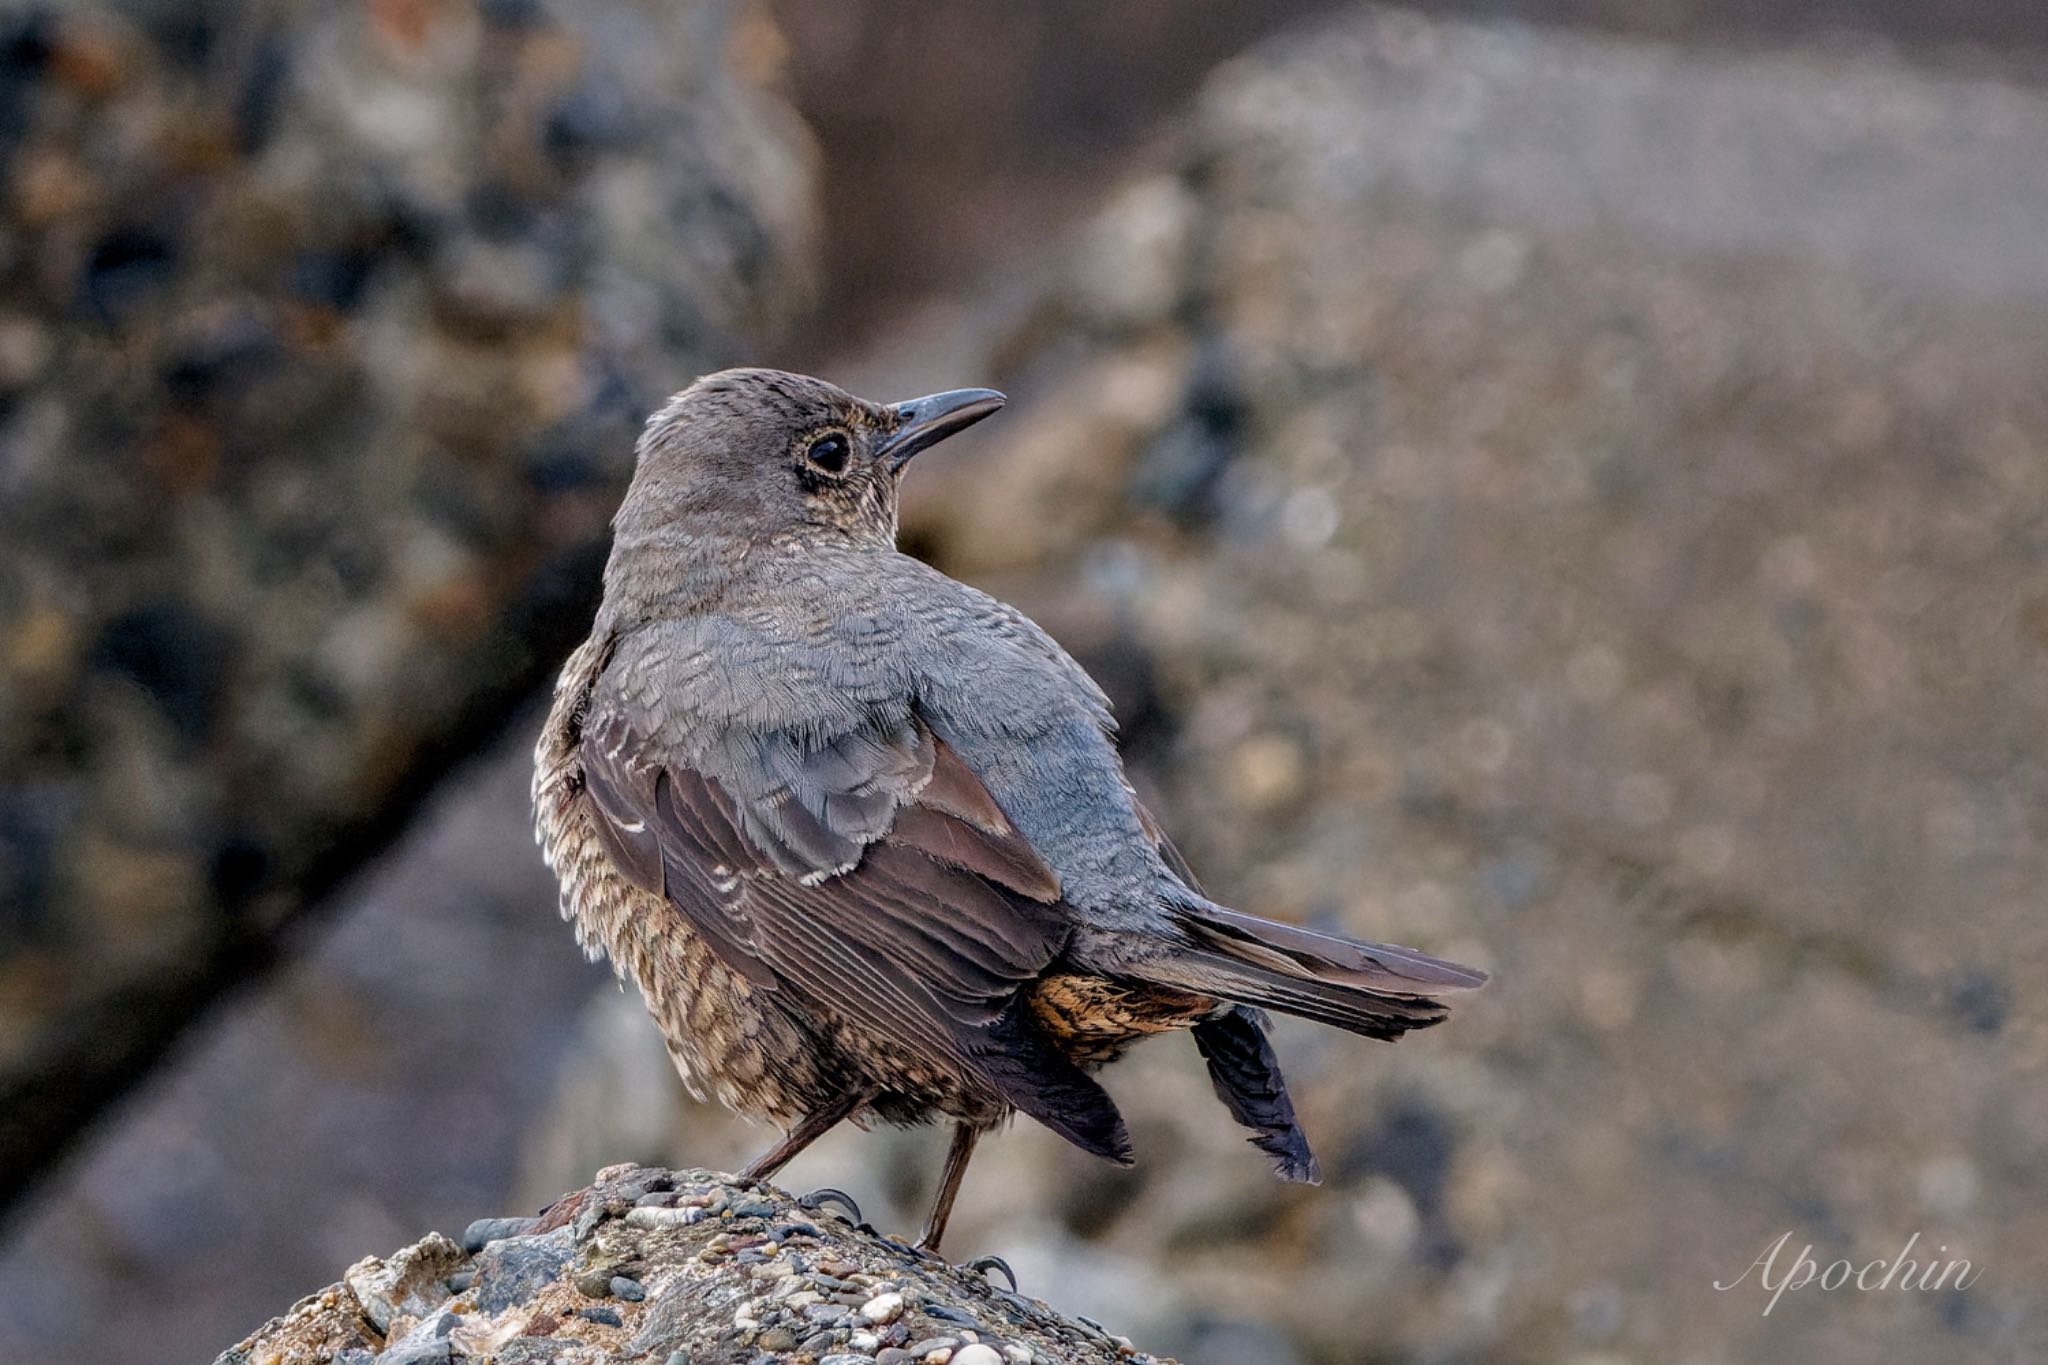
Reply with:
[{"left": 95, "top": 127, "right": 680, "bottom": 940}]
[
  {"left": 0, "top": 0, "right": 816, "bottom": 1186},
  {"left": 210, "top": 1168, "right": 1167, "bottom": 1364}
]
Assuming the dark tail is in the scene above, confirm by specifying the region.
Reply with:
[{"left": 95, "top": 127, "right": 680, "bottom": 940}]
[
  {"left": 971, "top": 1003, "right": 1134, "bottom": 1165},
  {"left": 1192, "top": 1006, "right": 1320, "bottom": 1183},
  {"left": 1147, "top": 897, "right": 1486, "bottom": 1042}
]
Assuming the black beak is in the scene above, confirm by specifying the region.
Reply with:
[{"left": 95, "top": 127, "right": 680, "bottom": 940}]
[{"left": 876, "top": 387, "right": 1006, "bottom": 471}]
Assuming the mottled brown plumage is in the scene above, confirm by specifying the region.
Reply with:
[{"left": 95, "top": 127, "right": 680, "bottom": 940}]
[{"left": 534, "top": 368, "right": 1484, "bottom": 1251}]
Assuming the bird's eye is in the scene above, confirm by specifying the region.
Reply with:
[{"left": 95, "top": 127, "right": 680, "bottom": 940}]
[{"left": 805, "top": 432, "right": 850, "bottom": 474}]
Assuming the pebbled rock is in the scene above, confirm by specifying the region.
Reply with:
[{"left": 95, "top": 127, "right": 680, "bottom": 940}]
[
  {"left": 342, "top": 1234, "right": 465, "bottom": 1336},
  {"left": 470, "top": 1226, "right": 575, "bottom": 1315},
  {"left": 212, "top": 1167, "right": 1171, "bottom": 1364}
]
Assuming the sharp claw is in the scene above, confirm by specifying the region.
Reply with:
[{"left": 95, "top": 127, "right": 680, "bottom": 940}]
[
  {"left": 795, "top": 1187, "right": 863, "bottom": 1223},
  {"left": 964, "top": 1254, "right": 1018, "bottom": 1292}
]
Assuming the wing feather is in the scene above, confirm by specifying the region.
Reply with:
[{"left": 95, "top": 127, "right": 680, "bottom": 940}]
[{"left": 576, "top": 664, "right": 1129, "bottom": 1159}]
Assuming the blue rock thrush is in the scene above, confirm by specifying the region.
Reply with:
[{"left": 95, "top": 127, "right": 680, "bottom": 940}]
[{"left": 534, "top": 368, "right": 1484, "bottom": 1250}]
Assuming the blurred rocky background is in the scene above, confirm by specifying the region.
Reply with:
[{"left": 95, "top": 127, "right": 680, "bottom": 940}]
[
  {"left": 0, "top": 0, "right": 813, "bottom": 1207},
  {"left": 3, "top": 2, "right": 2047, "bottom": 1364}
]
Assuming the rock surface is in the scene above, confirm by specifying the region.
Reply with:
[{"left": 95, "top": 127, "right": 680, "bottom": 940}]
[
  {"left": 213, "top": 1164, "right": 1167, "bottom": 1365},
  {"left": 857, "top": 8, "right": 2048, "bottom": 1362},
  {"left": 0, "top": 0, "right": 813, "bottom": 1201}
]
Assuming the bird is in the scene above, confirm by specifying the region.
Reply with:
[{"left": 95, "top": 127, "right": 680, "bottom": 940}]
[{"left": 532, "top": 367, "right": 1484, "bottom": 1253}]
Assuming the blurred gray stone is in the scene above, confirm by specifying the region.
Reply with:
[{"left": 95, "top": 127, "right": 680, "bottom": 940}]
[
  {"left": 872, "top": 8, "right": 2048, "bottom": 1363},
  {"left": 0, "top": 0, "right": 814, "bottom": 1192},
  {"left": 0, "top": 720, "right": 602, "bottom": 1363}
]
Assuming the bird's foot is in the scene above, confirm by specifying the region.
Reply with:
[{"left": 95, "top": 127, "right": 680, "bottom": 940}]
[
  {"left": 794, "top": 1187, "right": 864, "bottom": 1225},
  {"left": 963, "top": 1254, "right": 1019, "bottom": 1292}
]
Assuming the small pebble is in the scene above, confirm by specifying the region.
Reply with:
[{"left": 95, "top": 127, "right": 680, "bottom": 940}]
[
  {"left": 575, "top": 1268, "right": 614, "bottom": 1298},
  {"left": 665, "top": 1353, "right": 691, "bottom": 1365},
  {"left": 860, "top": 1291, "right": 905, "bottom": 1324},
  {"left": 376, "top": 1343, "right": 451, "bottom": 1365},
  {"left": 445, "top": 1269, "right": 475, "bottom": 1293},
  {"left": 875, "top": 1351, "right": 914, "bottom": 1365},
  {"left": 757, "top": 1327, "right": 798, "bottom": 1352},
  {"left": 461, "top": 1216, "right": 535, "bottom": 1253},
  {"left": 610, "top": 1275, "right": 647, "bottom": 1302},
  {"left": 925, "top": 1304, "right": 979, "bottom": 1326},
  {"left": 573, "top": 1200, "right": 614, "bottom": 1240},
  {"left": 952, "top": 1347, "right": 1003, "bottom": 1365},
  {"left": 626, "top": 1205, "right": 705, "bottom": 1229},
  {"left": 800, "top": 1330, "right": 837, "bottom": 1354},
  {"left": 906, "top": 1337, "right": 960, "bottom": 1358},
  {"left": 577, "top": 1306, "right": 623, "bottom": 1328},
  {"left": 731, "top": 1200, "right": 777, "bottom": 1219}
]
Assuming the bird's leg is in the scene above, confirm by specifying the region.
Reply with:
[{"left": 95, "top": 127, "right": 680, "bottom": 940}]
[
  {"left": 739, "top": 1090, "right": 870, "bottom": 1182},
  {"left": 914, "top": 1122, "right": 981, "bottom": 1253}
]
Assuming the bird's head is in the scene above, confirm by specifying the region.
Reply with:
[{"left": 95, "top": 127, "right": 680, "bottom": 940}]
[{"left": 616, "top": 367, "right": 1005, "bottom": 553}]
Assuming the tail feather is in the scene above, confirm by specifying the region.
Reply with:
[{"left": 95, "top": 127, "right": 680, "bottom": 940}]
[
  {"left": 1156, "top": 947, "right": 1451, "bottom": 1039},
  {"left": 1145, "top": 897, "right": 1484, "bottom": 1042},
  {"left": 1189, "top": 900, "right": 1488, "bottom": 992},
  {"left": 970, "top": 1004, "right": 1134, "bottom": 1164},
  {"left": 1192, "top": 1006, "right": 1320, "bottom": 1183}
]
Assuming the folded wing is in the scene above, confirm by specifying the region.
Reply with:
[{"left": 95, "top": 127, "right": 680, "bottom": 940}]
[{"left": 577, "top": 678, "right": 1133, "bottom": 1162}]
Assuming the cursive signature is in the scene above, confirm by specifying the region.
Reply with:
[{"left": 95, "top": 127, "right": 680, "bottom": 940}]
[{"left": 1715, "top": 1231, "right": 1982, "bottom": 1316}]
